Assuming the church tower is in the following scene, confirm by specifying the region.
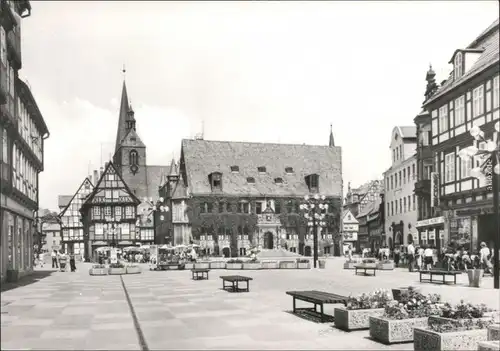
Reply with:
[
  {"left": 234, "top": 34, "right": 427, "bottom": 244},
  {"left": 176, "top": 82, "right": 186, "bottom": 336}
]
[
  {"left": 329, "top": 123, "right": 335, "bottom": 147},
  {"left": 112, "top": 80, "right": 148, "bottom": 197}
]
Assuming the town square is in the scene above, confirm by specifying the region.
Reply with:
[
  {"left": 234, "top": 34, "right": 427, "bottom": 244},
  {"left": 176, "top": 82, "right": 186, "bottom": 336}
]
[{"left": 1, "top": 1, "right": 500, "bottom": 350}]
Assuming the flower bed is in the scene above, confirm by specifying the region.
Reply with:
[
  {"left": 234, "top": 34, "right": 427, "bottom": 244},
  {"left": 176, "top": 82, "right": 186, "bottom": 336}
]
[
  {"left": 376, "top": 260, "right": 395, "bottom": 270},
  {"left": 428, "top": 301, "right": 494, "bottom": 328},
  {"left": 261, "top": 261, "right": 279, "bottom": 269},
  {"left": 126, "top": 265, "right": 141, "bottom": 274},
  {"left": 414, "top": 317, "right": 494, "bottom": 351},
  {"left": 194, "top": 262, "right": 210, "bottom": 269},
  {"left": 369, "top": 287, "right": 441, "bottom": 344},
  {"left": 361, "top": 258, "right": 377, "bottom": 268},
  {"left": 391, "top": 287, "right": 420, "bottom": 302},
  {"left": 89, "top": 264, "right": 107, "bottom": 276},
  {"left": 108, "top": 263, "right": 126, "bottom": 275},
  {"left": 209, "top": 261, "right": 226, "bottom": 269},
  {"left": 279, "top": 260, "right": 297, "bottom": 269},
  {"left": 334, "top": 289, "right": 392, "bottom": 331},
  {"left": 297, "top": 259, "right": 311, "bottom": 269},
  {"left": 242, "top": 260, "right": 261, "bottom": 270},
  {"left": 226, "top": 259, "right": 243, "bottom": 270}
]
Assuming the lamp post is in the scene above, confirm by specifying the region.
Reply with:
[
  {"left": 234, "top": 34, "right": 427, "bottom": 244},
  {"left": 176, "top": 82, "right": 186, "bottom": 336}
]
[
  {"left": 300, "top": 194, "right": 328, "bottom": 268},
  {"left": 142, "top": 197, "right": 169, "bottom": 244},
  {"left": 458, "top": 122, "right": 500, "bottom": 289}
]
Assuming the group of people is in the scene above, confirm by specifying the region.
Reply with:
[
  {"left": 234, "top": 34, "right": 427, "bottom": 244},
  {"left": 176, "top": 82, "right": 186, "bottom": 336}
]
[{"left": 36, "top": 250, "right": 77, "bottom": 272}]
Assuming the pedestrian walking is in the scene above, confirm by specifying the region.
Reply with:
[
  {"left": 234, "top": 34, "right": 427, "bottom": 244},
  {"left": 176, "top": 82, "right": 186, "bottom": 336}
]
[
  {"left": 424, "top": 245, "right": 434, "bottom": 270},
  {"left": 51, "top": 250, "right": 58, "bottom": 268},
  {"left": 38, "top": 252, "right": 45, "bottom": 268},
  {"left": 407, "top": 242, "right": 415, "bottom": 272},
  {"left": 69, "top": 254, "right": 76, "bottom": 272},
  {"left": 479, "top": 242, "right": 492, "bottom": 273},
  {"left": 394, "top": 247, "right": 401, "bottom": 267}
]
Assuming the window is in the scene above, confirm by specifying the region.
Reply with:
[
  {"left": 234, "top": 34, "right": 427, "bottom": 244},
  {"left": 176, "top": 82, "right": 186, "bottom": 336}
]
[
  {"left": 398, "top": 171, "right": 402, "bottom": 187},
  {"left": 255, "top": 202, "right": 262, "bottom": 214},
  {"left": 0, "top": 26, "right": 5, "bottom": 65},
  {"left": 439, "top": 105, "right": 448, "bottom": 133},
  {"left": 403, "top": 169, "right": 406, "bottom": 184},
  {"left": 445, "top": 153, "right": 455, "bottom": 183},
  {"left": 461, "top": 153, "right": 472, "bottom": 179},
  {"left": 93, "top": 207, "right": 101, "bottom": 218},
  {"left": 399, "top": 199, "right": 402, "bottom": 214},
  {"left": 274, "top": 177, "right": 283, "bottom": 184},
  {"left": 390, "top": 175, "right": 393, "bottom": 189},
  {"left": 105, "top": 190, "right": 112, "bottom": 199},
  {"left": 455, "top": 96, "right": 465, "bottom": 125},
  {"left": 305, "top": 174, "right": 319, "bottom": 192},
  {"left": 95, "top": 223, "right": 104, "bottom": 239},
  {"left": 413, "top": 194, "right": 416, "bottom": 210},
  {"left": 129, "top": 150, "right": 138, "bottom": 165},
  {"left": 412, "top": 164, "right": 416, "bottom": 180},
  {"left": 257, "top": 166, "right": 266, "bottom": 173},
  {"left": 286, "top": 200, "right": 293, "bottom": 213},
  {"left": 230, "top": 165, "right": 239, "bottom": 172},
  {"left": 285, "top": 167, "right": 294, "bottom": 173},
  {"left": 1, "top": 128, "right": 8, "bottom": 163},
  {"left": 275, "top": 201, "right": 281, "bottom": 214},
  {"left": 121, "top": 223, "right": 130, "bottom": 239},
  {"left": 115, "top": 207, "right": 122, "bottom": 217},
  {"left": 208, "top": 172, "right": 222, "bottom": 191},
  {"left": 403, "top": 197, "right": 407, "bottom": 212},
  {"left": 391, "top": 202, "right": 394, "bottom": 216},
  {"left": 454, "top": 52, "right": 462, "bottom": 79},
  {"left": 494, "top": 76, "right": 500, "bottom": 109},
  {"left": 472, "top": 86, "right": 484, "bottom": 117},
  {"left": 393, "top": 149, "right": 396, "bottom": 163},
  {"left": 218, "top": 202, "right": 225, "bottom": 213},
  {"left": 125, "top": 206, "right": 133, "bottom": 217},
  {"left": 104, "top": 206, "right": 112, "bottom": 216},
  {"left": 247, "top": 177, "right": 255, "bottom": 183}
]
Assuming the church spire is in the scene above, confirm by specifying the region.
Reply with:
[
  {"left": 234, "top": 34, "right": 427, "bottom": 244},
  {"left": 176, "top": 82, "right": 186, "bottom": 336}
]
[
  {"left": 167, "top": 158, "right": 179, "bottom": 183},
  {"left": 114, "top": 77, "right": 131, "bottom": 152},
  {"left": 329, "top": 123, "right": 335, "bottom": 147}
]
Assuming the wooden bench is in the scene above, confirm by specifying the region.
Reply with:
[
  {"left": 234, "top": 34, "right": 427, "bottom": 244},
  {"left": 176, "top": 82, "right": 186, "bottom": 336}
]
[
  {"left": 354, "top": 264, "right": 378, "bottom": 276},
  {"left": 220, "top": 275, "right": 253, "bottom": 292},
  {"left": 419, "top": 270, "right": 462, "bottom": 285},
  {"left": 286, "top": 290, "right": 347, "bottom": 323},
  {"left": 192, "top": 268, "right": 209, "bottom": 280}
]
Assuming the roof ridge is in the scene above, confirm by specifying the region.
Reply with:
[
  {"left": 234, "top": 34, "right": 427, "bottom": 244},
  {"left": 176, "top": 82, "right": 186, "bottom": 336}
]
[{"left": 182, "top": 138, "right": 337, "bottom": 148}]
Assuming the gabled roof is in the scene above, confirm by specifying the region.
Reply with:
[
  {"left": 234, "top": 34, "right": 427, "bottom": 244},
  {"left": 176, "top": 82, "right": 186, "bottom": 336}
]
[
  {"left": 448, "top": 48, "right": 484, "bottom": 64},
  {"left": 342, "top": 209, "right": 358, "bottom": 224},
  {"left": 82, "top": 161, "right": 141, "bottom": 207},
  {"left": 425, "top": 20, "right": 499, "bottom": 105},
  {"left": 357, "top": 195, "right": 382, "bottom": 218},
  {"left": 181, "top": 138, "right": 342, "bottom": 197},
  {"left": 58, "top": 177, "right": 94, "bottom": 218},
  {"left": 119, "top": 128, "right": 145, "bottom": 148},
  {"left": 399, "top": 126, "right": 417, "bottom": 139}
]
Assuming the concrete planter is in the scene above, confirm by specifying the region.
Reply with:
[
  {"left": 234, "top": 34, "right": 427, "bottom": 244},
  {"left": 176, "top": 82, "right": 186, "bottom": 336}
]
[
  {"left": 334, "top": 307, "right": 385, "bottom": 331},
  {"left": 413, "top": 327, "right": 487, "bottom": 351},
  {"left": 478, "top": 341, "right": 500, "bottom": 350},
  {"left": 194, "top": 262, "right": 210, "bottom": 269},
  {"left": 226, "top": 263, "right": 243, "bottom": 270},
  {"left": 297, "top": 262, "right": 311, "bottom": 269},
  {"left": 108, "top": 267, "right": 126, "bottom": 275},
  {"left": 184, "top": 262, "right": 194, "bottom": 270},
  {"left": 89, "top": 268, "right": 108, "bottom": 276},
  {"left": 209, "top": 261, "right": 226, "bottom": 269},
  {"left": 318, "top": 259, "right": 326, "bottom": 269},
  {"left": 242, "top": 262, "right": 261, "bottom": 270},
  {"left": 377, "top": 261, "right": 395, "bottom": 270},
  {"left": 428, "top": 316, "right": 494, "bottom": 328},
  {"left": 369, "top": 316, "right": 428, "bottom": 344},
  {"left": 126, "top": 266, "right": 141, "bottom": 274},
  {"left": 261, "top": 261, "right": 279, "bottom": 269},
  {"left": 167, "top": 265, "right": 179, "bottom": 270},
  {"left": 344, "top": 262, "right": 357, "bottom": 269},
  {"left": 279, "top": 261, "right": 297, "bottom": 269},
  {"left": 488, "top": 324, "right": 500, "bottom": 340}
]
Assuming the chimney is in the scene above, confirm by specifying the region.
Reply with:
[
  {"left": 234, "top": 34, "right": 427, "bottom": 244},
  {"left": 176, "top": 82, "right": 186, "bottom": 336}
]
[
  {"left": 93, "top": 170, "right": 98, "bottom": 185},
  {"left": 100, "top": 166, "right": 104, "bottom": 179}
]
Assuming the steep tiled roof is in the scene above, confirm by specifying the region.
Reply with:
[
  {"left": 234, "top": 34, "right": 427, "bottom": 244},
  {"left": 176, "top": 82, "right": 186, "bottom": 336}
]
[
  {"left": 58, "top": 195, "right": 73, "bottom": 209},
  {"left": 172, "top": 180, "right": 188, "bottom": 200},
  {"left": 145, "top": 166, "right": 169, "bottom": 199},
  {"left": 181, "top": 139, "right": 342, "bottom": 197},
  {"left": 399, "top": 126, "right": 417, "bottom": 139},
  {"left": 120, "top": 128, "right": 145, "bottom": 148},
  {"left": 425, "top": 20, "right": 499, "bottom": 105}
]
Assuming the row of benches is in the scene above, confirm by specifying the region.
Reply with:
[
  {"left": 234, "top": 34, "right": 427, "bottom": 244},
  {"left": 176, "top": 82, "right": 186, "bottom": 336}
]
[{"left": 354, "top": 265, "right": 462, "bottom": 285}]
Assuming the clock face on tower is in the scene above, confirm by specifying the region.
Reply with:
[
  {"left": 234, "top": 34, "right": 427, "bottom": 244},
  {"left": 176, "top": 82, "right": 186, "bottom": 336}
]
[{"left": 130, "top": 164, "right": 138, "bottom": 175}]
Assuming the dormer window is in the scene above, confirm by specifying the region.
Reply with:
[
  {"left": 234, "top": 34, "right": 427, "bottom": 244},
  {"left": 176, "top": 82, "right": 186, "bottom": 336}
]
[
  {"left": 246, "top": 177, "right": 255, "bottom": 184},
  {"left": 208, "top": 172, "right": 222, "bottom": 191},
  {"left": 257, "top": 166, "right": 266, "bottom": 173},
  {"left": 305, "top": 173, "right": 319, "bottom": 193},
  {"left": 274, "top": 177, "right": 283, "bottom": 184},
  {"left": 285, "top": 167, "right": 294, "bottom": 174},
  {"left": 454, "top": 51, "right": 463, "bottom": 80},
  {"left": 230, "top": 165, "right": 239, "bottom": 173}
]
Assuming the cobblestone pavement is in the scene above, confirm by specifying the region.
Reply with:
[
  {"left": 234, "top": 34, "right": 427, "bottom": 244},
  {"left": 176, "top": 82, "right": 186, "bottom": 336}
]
[{"left": 1, "top": 259, "right": 499, "bottom": 350}]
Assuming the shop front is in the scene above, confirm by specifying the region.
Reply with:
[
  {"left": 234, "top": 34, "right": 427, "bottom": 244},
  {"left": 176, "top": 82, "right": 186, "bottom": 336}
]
[{"left": 415, "top": 216, "right": 445, "bottom": 250}]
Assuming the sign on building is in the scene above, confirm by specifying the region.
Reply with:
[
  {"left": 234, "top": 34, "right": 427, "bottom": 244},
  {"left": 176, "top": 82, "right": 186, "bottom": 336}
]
[{"left": 430, "top": 172, "right": 440, "bottom": 207}]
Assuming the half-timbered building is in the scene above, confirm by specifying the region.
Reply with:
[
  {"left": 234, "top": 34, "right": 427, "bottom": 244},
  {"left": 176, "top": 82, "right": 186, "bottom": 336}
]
[{"left": 422, "top": 19, "right": 499, "bottom": 252}]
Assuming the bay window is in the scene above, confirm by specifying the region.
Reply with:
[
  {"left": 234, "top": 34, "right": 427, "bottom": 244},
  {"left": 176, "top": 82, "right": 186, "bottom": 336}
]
[
  {"left": 472, "top": 85, "right": 484, "bottom": 117},
  {"left": 444, "top": 153, "right": 455, "bottom": 183}
]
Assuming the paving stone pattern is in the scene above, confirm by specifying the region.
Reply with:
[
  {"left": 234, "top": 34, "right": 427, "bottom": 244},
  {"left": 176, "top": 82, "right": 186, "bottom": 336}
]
[{"left": 1, "top": 259, "right": 498, "bottom": 350}]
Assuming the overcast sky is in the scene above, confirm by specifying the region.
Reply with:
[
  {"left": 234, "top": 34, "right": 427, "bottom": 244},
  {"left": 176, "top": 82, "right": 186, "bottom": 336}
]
[{"left": 22, "top": 1, "right": 499, "bottom": 211}]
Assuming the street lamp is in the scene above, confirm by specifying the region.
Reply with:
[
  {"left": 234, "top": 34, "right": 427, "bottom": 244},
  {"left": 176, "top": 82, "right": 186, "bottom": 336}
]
[
  {"left": 142, "top": 197, "right": 169, "bottom": 244},
  {"left": 458, "top": 122, "right": 500, "bottom": 289},
  {"left": 300, "top": 194, "right": 328, "bottom": 268}
]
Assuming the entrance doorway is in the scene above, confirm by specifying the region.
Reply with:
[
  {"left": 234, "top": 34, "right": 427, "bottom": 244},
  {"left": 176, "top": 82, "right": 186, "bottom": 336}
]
[
  {"left": 304, "top": 246, "right": 312, "bottom": 257},
  {"left": 222, "top": 247, "right": 230, "bottom": 258},
  {"left": 263, "top": 232, "right": 274, "bottom": 249},
  {"left": 239, "top": 247, "right": 246, "bottom": 256}
]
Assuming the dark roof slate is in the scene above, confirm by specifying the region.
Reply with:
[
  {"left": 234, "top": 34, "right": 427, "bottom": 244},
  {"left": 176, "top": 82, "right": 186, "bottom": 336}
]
[{"left": 181, "top": 139, "right": 342, "bottom": 197}]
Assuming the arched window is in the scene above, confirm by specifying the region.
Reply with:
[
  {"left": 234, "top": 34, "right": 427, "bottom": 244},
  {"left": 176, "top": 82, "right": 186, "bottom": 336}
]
[
  {"left": 454, "top": 52, "right": 463, "bottom": 80},
  {"left": 129, "top": 150, "right": 138, "bottom": 165}
]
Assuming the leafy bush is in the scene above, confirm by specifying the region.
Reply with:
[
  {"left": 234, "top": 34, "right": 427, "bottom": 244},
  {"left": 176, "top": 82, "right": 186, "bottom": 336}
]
[
  {"left": 92, "top": 264, "right": 106, "bottom": 269},
  {"left": 384, "top": 287, "right": 441, "bottom": 320},
  {"left": 109, "top": 262, "right": 125, "bottom": 269},
  {"left": 127, "top": 264, "right": 139, "bottom": 268},
  {"left": 428, "top": 318, "right": 494, "bottom": 333},
  {"left": 297, "top": 258, "right": 310, "bottom": 264},
  {"left": 440, "top": 301, "right": 490, "bottom": 319},
  {"left": 346, "top": 289, "right": 393, "bottom": 310},
  {"left": 379, "top": 260, "right": 393, "bottom": 264},
  {"left": 227, "top": 259, "right": 243, "bottom": 264},
  {"left": 345, "top": 258, "right": 358, "bottom": 263},
  {"left": 362, "top": 258, "right": 377, "bottom": 264}
]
